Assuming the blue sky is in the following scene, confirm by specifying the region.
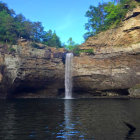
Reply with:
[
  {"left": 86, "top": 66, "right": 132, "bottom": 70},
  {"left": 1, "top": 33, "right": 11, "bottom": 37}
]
[{"left": 3, "top": 0, "right": 110, "bottom": 44}]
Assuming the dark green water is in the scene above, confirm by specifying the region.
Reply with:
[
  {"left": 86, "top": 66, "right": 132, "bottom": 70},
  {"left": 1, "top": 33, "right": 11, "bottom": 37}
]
[{"left": 0, "top": 99, "right": 140, "bottom": 140}]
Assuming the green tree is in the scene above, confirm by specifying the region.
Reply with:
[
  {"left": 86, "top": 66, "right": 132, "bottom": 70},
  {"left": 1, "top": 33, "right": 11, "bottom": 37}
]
[
  {"left": 0, "top": 1, "right": 63, "bottom": 47},
  {"left": 84, "top": 3, "right": 107, "bottom": 40},
  {"left": 0, "top": 10, "right": 17, "bottom": 43},
  {"left": 42, "top": 30, "right": 52, "bottom": 43},
  {"left": 84, "top": 0, "right": 137, "bottom": 40},
  {"left": 42, "top": 30, "right": 62, "bottom": 48},
  {"left": 104, "top": 2, "right": 127, "bottom": 28},
  {"left": 51, "top": 32, "right": 61, "bottom": 48},
  {"left": 14, "top": 14, "right": 26, "bottom": 38},
  {"left": 0, "top": 1, "right": 15, "bottom": 16},
  {"left": 32, "top": 22, "right": 44, "bottom": 42},
  {"left": 65, "top": 37, "right": 78, "bottom": 50},
  {"left": 23, "top": 20, "right": 34, "bottom": 40}
]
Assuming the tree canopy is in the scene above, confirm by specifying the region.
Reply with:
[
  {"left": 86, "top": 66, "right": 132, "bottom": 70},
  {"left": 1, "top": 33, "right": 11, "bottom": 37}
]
[
  {"left": 84, "top": 0, "right": 138, "bottom": 40},
  {"left": 0, "top": 1, "right": 62, "bottom": 47}
]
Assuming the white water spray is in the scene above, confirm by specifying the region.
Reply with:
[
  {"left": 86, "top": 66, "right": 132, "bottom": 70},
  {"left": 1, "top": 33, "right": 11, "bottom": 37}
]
[{"left": 65, "top": 53, "right": 73, "bottom": 99}]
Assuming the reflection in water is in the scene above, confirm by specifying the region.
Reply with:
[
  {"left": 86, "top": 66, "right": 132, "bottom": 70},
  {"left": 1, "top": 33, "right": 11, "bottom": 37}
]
[
  {"left": 124, "top": 121, "right": 136, "bottom": 139},
  {"left": 64, "top": 100, "right": 72, "bottom": 139},
  {"left": 0, "top": 99, "right": 140, "bottom": 140},
  {"left": 63, "top": 100, "right": 82, "bottom": 139},
  {"left": 0, "top": 102, "right": 16, "bottom": 140}
]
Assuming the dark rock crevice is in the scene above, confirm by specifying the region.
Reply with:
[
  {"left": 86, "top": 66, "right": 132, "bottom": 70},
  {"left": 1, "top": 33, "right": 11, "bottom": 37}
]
[
  {"left": 124, "top": 11, "right": 140, "bottom": 20},
  {"left": 123, "top": 26, "right": 140, "bottom": 32}
]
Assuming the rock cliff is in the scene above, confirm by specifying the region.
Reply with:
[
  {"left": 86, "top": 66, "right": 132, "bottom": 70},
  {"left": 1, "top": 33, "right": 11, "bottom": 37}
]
[
  {"left": 0, "top": 42, "right": 65, "bottom": 98},
  {"left": 0, "top": 7, "right": 140, "bottom": 98},
  {"left": 73, "top": 6, "right": 140, "bottom": 97}
]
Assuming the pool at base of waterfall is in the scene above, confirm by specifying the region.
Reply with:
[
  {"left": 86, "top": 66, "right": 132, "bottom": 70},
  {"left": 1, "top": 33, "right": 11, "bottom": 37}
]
[{"left": 0, "top": 98, "right": 140, "bottom": 140}]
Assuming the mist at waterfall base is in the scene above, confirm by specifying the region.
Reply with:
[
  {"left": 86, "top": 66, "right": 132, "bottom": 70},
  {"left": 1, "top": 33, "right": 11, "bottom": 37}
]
[
  {"left": 0, "top": 99, "right": 140, "bottom": 140},
  {"left": 65, "top": 53, "right": 73, "bottom": 99}
]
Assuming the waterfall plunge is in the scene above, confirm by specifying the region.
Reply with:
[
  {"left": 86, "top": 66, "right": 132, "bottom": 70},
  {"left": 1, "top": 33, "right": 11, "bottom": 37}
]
[{"left": 65, "top": 53, "right": 73, "bottom": 99}]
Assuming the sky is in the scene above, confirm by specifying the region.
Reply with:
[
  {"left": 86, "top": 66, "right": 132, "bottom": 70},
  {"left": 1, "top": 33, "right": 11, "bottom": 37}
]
[{"left": 3, "top": 0, "right": 110, "bottom": 44}]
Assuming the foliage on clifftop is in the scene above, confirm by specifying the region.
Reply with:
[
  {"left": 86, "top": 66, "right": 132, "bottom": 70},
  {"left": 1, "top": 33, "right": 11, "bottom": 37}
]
[
  {"left": 84, "top": 0, "right": 140, "bottom": 40},
  {"left": 64, "top": 37, "right": 94, "bottom": 56},
  {"left": 0, "top": 1, "right": 62, "bottom": 48}
]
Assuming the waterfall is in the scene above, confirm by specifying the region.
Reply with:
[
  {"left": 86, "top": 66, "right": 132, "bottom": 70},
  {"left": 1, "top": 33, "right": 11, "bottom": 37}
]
[{"left": 65, "top": 53, "right": 73, "bottom": 99}]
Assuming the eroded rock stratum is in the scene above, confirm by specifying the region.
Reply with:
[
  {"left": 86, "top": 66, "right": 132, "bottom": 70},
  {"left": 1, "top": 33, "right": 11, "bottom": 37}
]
[{"left": 0, "top": 42, "right": 65, "bottom": 98}]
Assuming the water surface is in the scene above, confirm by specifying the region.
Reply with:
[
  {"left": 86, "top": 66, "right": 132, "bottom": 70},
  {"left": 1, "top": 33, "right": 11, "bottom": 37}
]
[{"left": 0, "top": 99, "right": 140, "bottom": 140}]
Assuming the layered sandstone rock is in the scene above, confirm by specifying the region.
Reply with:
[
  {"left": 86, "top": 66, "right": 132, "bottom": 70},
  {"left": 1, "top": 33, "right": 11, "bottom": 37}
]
[
  {"left": 0, "top": 42, "right": 65, "bottom": 98},
  {"left": 73, "top": 6, "right": 140, "bottom": 97},
  {"left": 73, "top": 44, "right": 140, "bottom": 96}
]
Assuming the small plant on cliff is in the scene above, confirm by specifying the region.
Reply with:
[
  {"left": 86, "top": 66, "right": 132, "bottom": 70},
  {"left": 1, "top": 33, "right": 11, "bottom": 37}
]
[
  {"left": 72, "top": 46, "right": 81, "bottom": 56},
  {"left": 80, "top": 49, "right": 94, "bottom": 54},
  {"left": 65, "top": 37, "right": 80, "bottom": 55},
  {"left": 8, "top": 47, "right": 16, "bottom": 53},
  {"left": 65, "top": 37, "right": 77, "bottom": 50},
  {"left": 65, "top": 37, "right": 94, "bottom": 56}
]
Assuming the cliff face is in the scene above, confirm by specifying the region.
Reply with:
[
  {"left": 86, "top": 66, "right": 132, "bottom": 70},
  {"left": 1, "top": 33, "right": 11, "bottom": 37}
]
[
  {"left": 83, "top": 7, "right": 140, "bottom": 48},
  {"left": 0, "top": 42, "right": 65, "bottom": 98},
  {"left": 73, "top": 44, "right": 140, "bottom": 96},
  {"left": 0, "top": 7, "right": 140, "bottom": 98},
  {"left": 73, "top": 6, "right": 140, "bottom": 97}
]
